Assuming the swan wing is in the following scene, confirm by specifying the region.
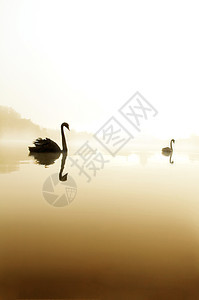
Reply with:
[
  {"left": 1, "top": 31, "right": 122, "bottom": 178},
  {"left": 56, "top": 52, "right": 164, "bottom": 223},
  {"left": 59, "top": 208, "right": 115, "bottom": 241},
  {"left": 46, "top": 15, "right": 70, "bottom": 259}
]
[
  {"left": 162, "top": 147, "right": 172, "bottom": 152},
  {"left": 29, "top": 138, "right": 60, "bottom": 152}
]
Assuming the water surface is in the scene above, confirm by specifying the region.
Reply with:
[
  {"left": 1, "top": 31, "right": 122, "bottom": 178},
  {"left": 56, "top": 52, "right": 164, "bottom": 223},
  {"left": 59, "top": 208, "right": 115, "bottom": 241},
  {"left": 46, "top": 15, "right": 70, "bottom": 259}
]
[{"left": 0, "top": 142, "right": 199, "bottom": 299}]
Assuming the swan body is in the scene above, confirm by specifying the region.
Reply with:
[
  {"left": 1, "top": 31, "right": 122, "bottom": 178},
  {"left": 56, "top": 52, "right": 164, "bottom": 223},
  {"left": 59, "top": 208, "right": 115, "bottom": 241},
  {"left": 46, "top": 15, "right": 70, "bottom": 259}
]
[
  {"left": 162, "top": 147, "right": 172, "bottom": 153},
  {"left": 29, "top": 122, "right": 69, "bottom": 153},
  {"left": 162, "top": 139, "right": 175, "bottom": 153}
]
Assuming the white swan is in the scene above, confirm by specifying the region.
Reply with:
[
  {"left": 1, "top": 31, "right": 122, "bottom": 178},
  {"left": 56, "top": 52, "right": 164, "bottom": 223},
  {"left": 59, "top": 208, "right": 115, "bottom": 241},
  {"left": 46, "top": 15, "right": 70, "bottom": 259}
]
[{"left": 162, "top": 139, "right": 175, "bottom": 153}]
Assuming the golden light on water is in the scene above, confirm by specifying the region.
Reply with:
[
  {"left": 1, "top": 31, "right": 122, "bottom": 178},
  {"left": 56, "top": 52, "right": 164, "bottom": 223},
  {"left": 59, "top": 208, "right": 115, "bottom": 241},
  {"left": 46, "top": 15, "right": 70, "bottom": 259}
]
[{"left": 0, "top": 142, "right": 199, "bottom": 298}]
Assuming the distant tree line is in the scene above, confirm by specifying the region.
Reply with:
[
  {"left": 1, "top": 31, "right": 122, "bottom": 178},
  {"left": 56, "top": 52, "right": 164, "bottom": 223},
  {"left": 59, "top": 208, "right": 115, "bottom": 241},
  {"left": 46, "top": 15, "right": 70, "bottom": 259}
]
[{"left": 0, "top": 106, "right": 47, "bottom": 139}]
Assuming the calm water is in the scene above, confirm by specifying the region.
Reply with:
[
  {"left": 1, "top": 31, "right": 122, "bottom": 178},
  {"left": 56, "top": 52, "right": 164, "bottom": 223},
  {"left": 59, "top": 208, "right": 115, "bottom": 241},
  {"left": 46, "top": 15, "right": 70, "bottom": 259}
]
[{"left": 0, "top": 141, "right": 199, "bottom": 299}]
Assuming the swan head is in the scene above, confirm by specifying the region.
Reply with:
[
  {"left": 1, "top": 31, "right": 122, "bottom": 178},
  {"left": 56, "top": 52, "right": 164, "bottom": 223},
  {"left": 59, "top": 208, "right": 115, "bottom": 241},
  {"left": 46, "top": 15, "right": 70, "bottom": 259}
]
[
  {"left": 62, "top": 122, "right": 70, "bottom": 131},
  {"left": 171, "top": 139, "right": 175, "bottom": 143}
]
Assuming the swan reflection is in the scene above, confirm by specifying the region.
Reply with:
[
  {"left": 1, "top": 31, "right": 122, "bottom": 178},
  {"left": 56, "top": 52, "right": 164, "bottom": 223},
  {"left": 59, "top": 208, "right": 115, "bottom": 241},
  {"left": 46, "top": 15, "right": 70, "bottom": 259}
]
[
  {"left": 29, "top": 152, "right": 61, "bottom": 166},
  {"left": 162, "top": 151, "right": 174, "bottom": 164},
  {"left": 29, "top": 152, "right": 68, "bottom": 181},
  {"left": 59, "top": 154, "right": 68, "bottom": 181}
]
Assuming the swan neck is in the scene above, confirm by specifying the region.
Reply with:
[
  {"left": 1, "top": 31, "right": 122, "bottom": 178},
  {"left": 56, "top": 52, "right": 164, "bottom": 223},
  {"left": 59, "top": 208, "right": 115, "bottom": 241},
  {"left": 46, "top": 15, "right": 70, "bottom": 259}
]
[
  {"left": 61, "top": 124, "right": 67, "bottom": 153},
  {"left": 170, "top": 140, "right": 173, "bottom": 150}
]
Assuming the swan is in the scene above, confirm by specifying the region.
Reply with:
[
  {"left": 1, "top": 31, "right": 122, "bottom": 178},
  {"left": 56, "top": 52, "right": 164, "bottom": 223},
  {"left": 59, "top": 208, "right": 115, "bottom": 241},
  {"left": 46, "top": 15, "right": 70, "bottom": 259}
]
[
  {"left": 162, "top": 139, "right": 175, "bottom": 153},
  {"left": 29, "top": 122, "right": 70, "bottom": 153}
]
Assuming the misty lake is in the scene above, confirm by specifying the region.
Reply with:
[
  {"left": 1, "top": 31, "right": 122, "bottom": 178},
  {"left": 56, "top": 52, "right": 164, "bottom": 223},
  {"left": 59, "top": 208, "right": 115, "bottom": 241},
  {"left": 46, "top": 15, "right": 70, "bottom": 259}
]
[{"left": 0, "top": 141, "right": 199, "bottom": 299}]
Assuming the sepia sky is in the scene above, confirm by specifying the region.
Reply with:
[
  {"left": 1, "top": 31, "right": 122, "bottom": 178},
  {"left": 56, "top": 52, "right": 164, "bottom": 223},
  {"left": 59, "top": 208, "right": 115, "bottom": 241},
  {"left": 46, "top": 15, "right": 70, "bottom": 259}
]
[{"left": 0, "top": 0, "right": 199, "bottom": 138}]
